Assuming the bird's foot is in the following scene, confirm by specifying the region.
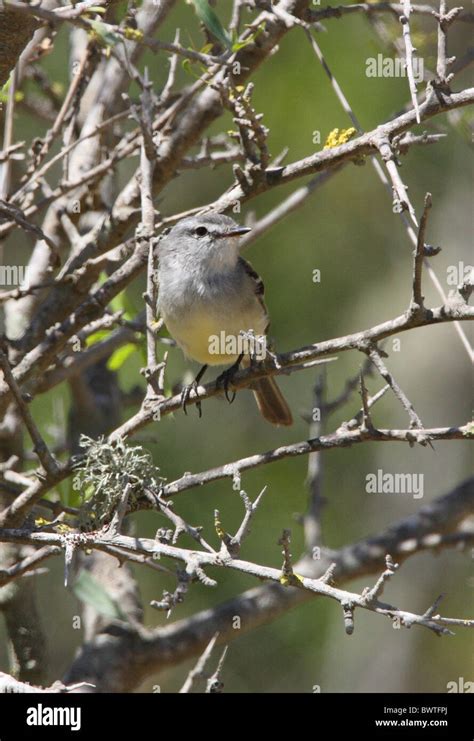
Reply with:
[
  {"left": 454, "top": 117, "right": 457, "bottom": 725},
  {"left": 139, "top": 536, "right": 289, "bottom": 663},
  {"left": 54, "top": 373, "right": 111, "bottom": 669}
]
[
  {"left": 215, "top": 354, "right": 244, "bottom": 404},
  {"left": 180, "top": 365, "right": 207, "bottom": 418},
  {"left": 181, "top": 380, "right": 202, "bottom": 417}
]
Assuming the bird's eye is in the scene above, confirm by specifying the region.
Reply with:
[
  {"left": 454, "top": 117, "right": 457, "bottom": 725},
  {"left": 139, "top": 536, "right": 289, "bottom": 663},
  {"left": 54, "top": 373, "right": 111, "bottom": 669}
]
[{"left": 195, "top": 226, "right": 208, "bottom": 237}]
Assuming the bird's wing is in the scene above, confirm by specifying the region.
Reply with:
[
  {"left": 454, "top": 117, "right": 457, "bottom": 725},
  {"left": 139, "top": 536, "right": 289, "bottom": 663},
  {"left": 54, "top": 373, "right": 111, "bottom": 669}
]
[{"left": 238, "top": 256, "right": 270, "bottom": 334}]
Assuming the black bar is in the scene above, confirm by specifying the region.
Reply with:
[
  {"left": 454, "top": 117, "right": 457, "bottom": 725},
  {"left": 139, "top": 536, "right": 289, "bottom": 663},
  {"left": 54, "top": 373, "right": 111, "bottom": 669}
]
[{"left": 0, "top": 692, "right": 471, "bottom": 739}]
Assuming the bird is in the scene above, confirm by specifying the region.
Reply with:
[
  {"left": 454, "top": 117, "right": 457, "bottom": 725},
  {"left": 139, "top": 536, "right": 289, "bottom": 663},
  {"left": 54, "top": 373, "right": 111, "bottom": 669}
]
[{"left": 156, "top": 212, "right": 293, "bottom": 426}]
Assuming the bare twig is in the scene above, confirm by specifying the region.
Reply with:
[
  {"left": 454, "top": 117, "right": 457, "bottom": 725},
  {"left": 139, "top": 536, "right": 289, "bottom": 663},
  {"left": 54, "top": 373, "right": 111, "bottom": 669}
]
[
  {"left": 1, "top": 528, "right": 472, "bottom": 639},
  {"left": 0, "top": 672, "right": 95, "bottom": 693},
  {"left": 179, "top": 633, "right": 219, "bottom": 693},
  {"left": 365, "top": 343, "right": 426, "bottom": 434},
  {"left": 359, "top": 370, "right": 374, "bottom": 433},
  {"left": 160, "top": 423, "right": 471, "bottom": 500},
  {"left": 0, "top": 200, "right": 58, "bottom": 257},
  {"left": 35, "top": 477, "right": 472, "bottom": 690},
  {"left": 412, "top": 193, "right": 432, "bottom": 309},
  {"left": 435, "top": 0, "right": 463, "bottom": 84},
  {"left": 0, "top": 545, "right": 60, "bottom": 588},
  {"left": 300, "top": 21, "right": 473, "bottom": 361},
  {"left": 0, "top": 347, "right": 59, "bottom": 477},
  {"left": 304, "top": 374, "right": 326, "bottom": 550},
  {"left": 0, "top": 67, "right": 18, "bottom": 200},
  {"left": 206, "top": 645, "right": 228, "bottom": 693},
  {"left": 161, "top": 28, "right": 180, "bottom": 102},
  {"left": 110, "top": 299, "right": 473, "bottom": 442},
  {"left": 400, "top": 0, "right": 421, "bottom": 123}
]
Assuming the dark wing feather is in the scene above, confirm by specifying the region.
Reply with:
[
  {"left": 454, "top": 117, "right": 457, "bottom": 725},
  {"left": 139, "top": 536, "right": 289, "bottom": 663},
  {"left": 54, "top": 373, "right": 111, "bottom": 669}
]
[{"left": 238, "top": 256, "right": 270, "bottom": 333}]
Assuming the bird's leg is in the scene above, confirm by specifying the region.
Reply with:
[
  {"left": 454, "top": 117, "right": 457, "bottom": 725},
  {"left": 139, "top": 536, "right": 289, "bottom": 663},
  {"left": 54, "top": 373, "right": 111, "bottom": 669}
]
[
  {"left": 215, "top": 353, "right": 244, "bottom": 404},
  {"left": 181, "top": 364, "right": 208, "bottom": 417}
]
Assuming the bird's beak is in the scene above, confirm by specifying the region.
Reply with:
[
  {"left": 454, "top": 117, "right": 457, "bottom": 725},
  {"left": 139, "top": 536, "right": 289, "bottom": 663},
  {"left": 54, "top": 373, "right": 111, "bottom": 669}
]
[{"left": 216, "top": 226, "right": 251, "bottom": 239}]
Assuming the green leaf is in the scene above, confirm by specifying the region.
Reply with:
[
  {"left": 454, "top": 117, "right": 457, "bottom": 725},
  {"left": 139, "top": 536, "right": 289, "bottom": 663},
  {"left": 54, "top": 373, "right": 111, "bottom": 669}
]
[
  {"left": 182, "top": 58, "right": 204, "bottom": 79},
  {"left": 189, "top": 0, "right": 231, "bottom": 50},
  {"left": 85, "top": 329, "right": 109, "bottom": 347},
  {"left": 0, "top": 77, "right": 22, "bottom": 104},
  {"left": 107, "top": 343, "right": 136, "bottom": 371},
  {"left": 84, "top": 5, "right": 106, "bottom": 14},
  {"left": 231, "top": 39, "right": 251, "bottom": 52},
  {"left": 231, "top": 23, "right": 265, "bottom": 52},
  {"left": 72, "top": 570, "right": 126, "bottom": 621}
]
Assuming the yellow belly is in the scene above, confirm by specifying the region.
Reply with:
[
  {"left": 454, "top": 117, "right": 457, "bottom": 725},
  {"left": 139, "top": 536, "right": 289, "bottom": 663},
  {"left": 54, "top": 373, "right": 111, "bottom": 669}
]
[{"left": 165, "top": 309, "right": 267, "bottom": 366}]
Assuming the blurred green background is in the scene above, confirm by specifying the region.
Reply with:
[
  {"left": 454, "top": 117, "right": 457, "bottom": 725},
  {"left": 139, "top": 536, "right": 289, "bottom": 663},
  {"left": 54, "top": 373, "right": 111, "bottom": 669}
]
[{"left": 1, "top": 1, "right": 473, "bottom": 692}]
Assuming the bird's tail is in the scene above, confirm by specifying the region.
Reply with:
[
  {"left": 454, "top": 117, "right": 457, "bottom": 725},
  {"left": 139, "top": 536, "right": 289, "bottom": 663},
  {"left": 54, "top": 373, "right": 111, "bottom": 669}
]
[{"left": 252, "top": 376, "right": 293, "bottom": 427}]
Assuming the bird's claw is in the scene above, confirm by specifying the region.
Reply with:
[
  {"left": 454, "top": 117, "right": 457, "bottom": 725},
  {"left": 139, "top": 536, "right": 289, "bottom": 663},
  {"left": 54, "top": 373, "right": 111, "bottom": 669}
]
[
  {"left": 181, "top": 381, "right": 202, "bottom": 417},
  {"left": 215, "top": 359, "right": 242, "bottom": 404}
]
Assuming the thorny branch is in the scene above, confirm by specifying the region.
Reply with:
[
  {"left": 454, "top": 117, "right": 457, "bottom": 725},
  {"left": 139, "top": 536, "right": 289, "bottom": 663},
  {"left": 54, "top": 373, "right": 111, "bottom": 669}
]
[
  {"left": 0, "top": 522, "right": 472, "bottom": 639},
  {"left": 0, "top": 0, "right": 472, "bottom": 694}
]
